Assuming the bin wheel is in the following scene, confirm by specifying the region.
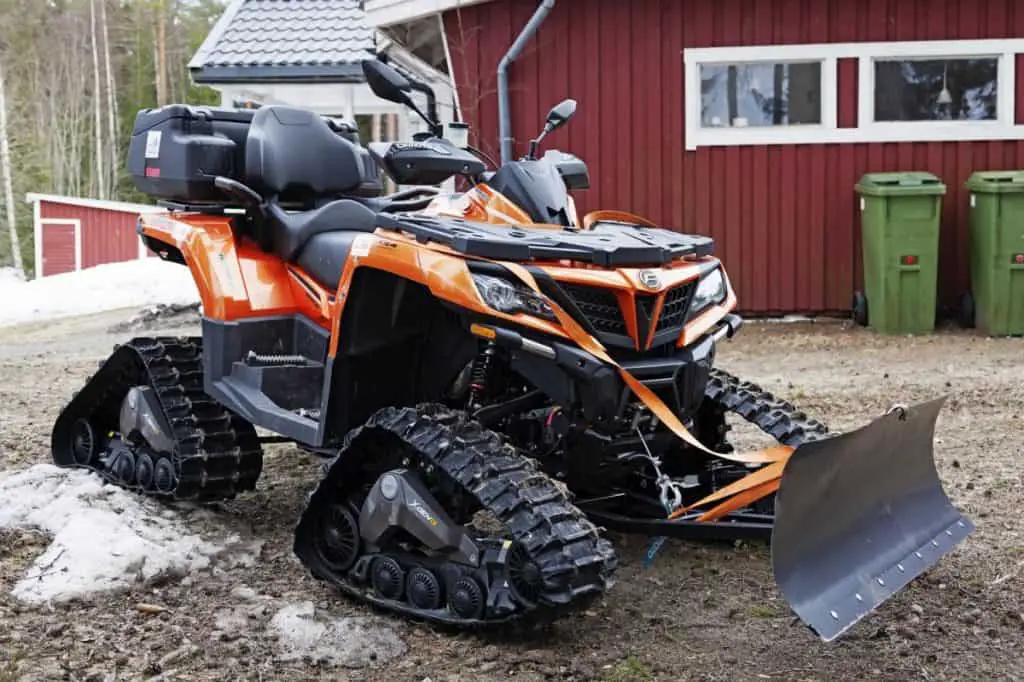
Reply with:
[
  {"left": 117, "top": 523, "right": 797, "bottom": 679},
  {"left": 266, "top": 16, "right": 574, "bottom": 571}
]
[
  {"left": 959, "top": 291, "right": 975, "bottom": 329},
  {"left": 852, "top": 291, "right": 868, "bottom": 327}
]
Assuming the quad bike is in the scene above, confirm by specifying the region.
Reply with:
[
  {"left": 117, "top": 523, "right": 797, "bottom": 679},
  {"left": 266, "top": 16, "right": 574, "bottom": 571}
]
[{"left": 50, "top": 58, "right": 973, "bottom": 642}]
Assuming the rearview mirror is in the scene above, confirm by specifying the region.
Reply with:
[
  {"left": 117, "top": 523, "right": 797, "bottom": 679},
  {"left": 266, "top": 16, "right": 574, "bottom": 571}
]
[
  {"left": 545, "top": 99, "right": 577, "bottom": 131},
  {"left": 361, "top": 59, "right": 413, "bottom": 106}
]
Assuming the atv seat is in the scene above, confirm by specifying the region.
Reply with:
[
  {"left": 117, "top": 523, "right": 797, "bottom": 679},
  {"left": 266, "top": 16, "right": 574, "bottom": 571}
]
[{"left": 266, "top": 198, "right": 379, "bottom": 263}]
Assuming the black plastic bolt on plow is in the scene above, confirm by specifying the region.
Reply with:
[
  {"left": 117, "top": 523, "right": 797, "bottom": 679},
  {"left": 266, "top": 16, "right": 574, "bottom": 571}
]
[{"left": 770, "top": 396, "right": 974, "bottom": 642}]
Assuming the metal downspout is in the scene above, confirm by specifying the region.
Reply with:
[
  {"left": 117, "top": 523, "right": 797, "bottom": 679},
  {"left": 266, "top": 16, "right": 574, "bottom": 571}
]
[{"left": 497, "top": 0, "right": 556, "bottom": 164}]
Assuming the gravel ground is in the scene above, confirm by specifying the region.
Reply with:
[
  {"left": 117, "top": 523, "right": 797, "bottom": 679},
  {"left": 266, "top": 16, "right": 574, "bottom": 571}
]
[{"left": 0, "top": 309, "right": 1021, "bottom": 682}]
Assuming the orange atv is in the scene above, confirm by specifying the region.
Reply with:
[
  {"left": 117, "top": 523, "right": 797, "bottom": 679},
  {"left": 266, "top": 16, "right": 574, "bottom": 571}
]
[{"left": 50, "top": 58, "right": 972, "bottom": 641}]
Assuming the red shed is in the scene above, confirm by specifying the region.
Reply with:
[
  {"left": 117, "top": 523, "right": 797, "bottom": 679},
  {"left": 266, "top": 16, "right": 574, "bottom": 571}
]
[
  {"left": 364, "top": 0, "right": 1024, "bottom": 316},
  {"left": 27, "top": 193, "right": 166, "bottom": 279}
]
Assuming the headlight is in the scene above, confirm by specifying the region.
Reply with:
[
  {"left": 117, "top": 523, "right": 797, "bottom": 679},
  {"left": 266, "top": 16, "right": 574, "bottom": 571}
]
[
  {"left": 471, "top": 274, "right": 556, "bottom": 320},
  {"left": 689, "top": 267, "right": 727, "bottom": 316}
]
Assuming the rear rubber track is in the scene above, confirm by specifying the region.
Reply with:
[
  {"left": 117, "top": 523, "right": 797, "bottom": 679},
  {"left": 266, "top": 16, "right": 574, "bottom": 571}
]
[
  {"left": 51, "top": 336, "right": 263, "bottom": 502},
  {"left": 294, "top": 402, "right": 619, "bottom": 631},
  {"left": 704, "top": 366, "right": 831, "bottom": 448}
]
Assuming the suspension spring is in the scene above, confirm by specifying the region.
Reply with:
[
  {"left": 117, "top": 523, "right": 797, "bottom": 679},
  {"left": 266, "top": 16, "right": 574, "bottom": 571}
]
[{"left": 468, "top": 341, "right": 496, "bottom": 409}]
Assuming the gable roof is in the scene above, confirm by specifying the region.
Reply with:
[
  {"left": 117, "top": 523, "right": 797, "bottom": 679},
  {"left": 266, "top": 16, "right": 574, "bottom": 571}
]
[{"left": 189, "top": 0, "right": 377, "bottom": 84}]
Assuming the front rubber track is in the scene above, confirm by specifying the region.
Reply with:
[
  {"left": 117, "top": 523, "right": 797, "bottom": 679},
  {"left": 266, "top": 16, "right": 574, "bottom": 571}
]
[{"left": 293, "top": 402, "right": 619, "bottom": 630}]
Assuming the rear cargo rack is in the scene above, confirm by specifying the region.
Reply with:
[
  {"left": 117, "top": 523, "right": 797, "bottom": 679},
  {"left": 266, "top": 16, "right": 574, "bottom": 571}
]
[{"left": 157, "top": 200, "right": 236, "bottom": 215}]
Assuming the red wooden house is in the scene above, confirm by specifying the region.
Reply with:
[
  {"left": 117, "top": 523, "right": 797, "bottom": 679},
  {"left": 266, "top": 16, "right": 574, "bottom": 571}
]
[{"left": 363, "top": 0, "right": 1024, "bottom": 316}]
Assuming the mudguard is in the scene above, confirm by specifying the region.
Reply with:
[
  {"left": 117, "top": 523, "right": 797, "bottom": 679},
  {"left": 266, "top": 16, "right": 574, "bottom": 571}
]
[{"left": 771, "top": 396, "right": 974, "bottom": 641}]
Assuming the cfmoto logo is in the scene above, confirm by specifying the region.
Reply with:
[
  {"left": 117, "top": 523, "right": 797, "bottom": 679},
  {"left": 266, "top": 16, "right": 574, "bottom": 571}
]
[{"left": 638, "top": 270, "right": 661, "bottom": 289}]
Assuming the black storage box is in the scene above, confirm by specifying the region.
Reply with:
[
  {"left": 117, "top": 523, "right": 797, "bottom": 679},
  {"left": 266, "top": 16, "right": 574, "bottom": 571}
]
[{"left": 127, "top": 105, "right": 256, "bottom": 205}]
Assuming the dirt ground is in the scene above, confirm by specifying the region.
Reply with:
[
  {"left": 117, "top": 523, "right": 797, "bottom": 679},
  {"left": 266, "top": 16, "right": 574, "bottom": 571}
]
[{"left": 0, "top": 308, "right": 1022, "bottom": 682}]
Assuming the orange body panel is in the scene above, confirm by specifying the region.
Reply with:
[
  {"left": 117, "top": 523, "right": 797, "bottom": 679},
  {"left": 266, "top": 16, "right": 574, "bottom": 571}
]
[{"left": 140, "top": 214, "right": 331, "bottom": 328}]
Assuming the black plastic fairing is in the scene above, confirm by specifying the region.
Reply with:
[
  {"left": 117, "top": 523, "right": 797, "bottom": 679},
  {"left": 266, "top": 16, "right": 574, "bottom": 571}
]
[
  {"left": 549, "top": 150, "right": 590, "bottom": 190},
  {"left": 487, "top": 157, "right": 573, "bottom": 225}
]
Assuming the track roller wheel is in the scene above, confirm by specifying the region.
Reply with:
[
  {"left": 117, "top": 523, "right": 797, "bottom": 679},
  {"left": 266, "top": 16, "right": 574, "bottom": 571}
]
[
  {"left": 406, "top": 567, "right": 443, "bottom": 610},
  {"left": 135, "top": 453, "right": 155, "bottom": 490},
  {"left": 109, "top": 448, "right": 136, "bottom": 485},
  {"left": 312, "top": 502, "right": 361, "bottom": 573},
  {"left": 71, "top": 418, "right": 96, "bottom": 466},
  {"left": 153, "top": 457, "right": 176, "bottom": 494},
  {"left": 507, "top": 543, "right": 542, "bottom": 606},
  {"left": 448, "top": 576, "right": 485, "bottom": 620},
  {"left": 370, "top": 556, "right": 405, "bottom": 601}
]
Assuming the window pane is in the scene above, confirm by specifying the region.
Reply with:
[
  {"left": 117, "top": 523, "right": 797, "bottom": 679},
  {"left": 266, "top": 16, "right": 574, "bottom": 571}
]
[
  {"left": 699, "top": 61, "right": 822, "bottom": 127},
  {"left": 873, "top": 58, "right": 998, "bottom": 122}
]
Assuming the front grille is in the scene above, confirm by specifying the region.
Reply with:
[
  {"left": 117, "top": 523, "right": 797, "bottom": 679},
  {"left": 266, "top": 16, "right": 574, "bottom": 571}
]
[
  {"left": 556, "top": 279, "right": 697, "bottom": 350},
  {"left": 559, "top": 282, "right": 628, "bottom": 337},
  {"left": 658, "top": 281, "right": 696, "bottom": 330}
]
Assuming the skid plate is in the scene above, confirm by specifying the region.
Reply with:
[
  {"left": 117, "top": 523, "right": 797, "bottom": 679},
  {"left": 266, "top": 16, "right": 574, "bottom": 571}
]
[{"left": 771, "top": 396, "right": 974, "bottom": 641}]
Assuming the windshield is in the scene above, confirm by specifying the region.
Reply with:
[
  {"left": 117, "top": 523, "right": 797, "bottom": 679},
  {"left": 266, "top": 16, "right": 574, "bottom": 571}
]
[{"left": 487, "top": 155, "right": 571, "bottom": 226}]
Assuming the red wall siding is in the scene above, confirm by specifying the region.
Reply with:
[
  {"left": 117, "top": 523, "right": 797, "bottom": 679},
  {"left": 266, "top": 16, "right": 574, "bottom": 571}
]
[
  {"left": 443, "top": 0, "right": 1024, "bottom": 315},
  {"left": 40, "top": 202, "right": 154, "bottom": 271}
]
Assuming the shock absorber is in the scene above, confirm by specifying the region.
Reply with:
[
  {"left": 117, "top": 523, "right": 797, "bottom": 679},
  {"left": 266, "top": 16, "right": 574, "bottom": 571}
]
[{"left": 468, "top": 341, "right": 497, "bottom": 409}]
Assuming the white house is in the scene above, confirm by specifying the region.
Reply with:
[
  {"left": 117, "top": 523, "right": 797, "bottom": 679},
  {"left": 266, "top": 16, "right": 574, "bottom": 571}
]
[{"left": 188, "top": 0, "right": 459, "bottom": 145}]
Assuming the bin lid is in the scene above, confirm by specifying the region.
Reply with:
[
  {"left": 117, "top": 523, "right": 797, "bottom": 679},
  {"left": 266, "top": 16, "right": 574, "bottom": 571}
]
[
  {"left": 855, "top": 171, "right": 947, "bottom": 196},
  {"left": 964, "top": 170, "right": 1024, "bottom": 194}
]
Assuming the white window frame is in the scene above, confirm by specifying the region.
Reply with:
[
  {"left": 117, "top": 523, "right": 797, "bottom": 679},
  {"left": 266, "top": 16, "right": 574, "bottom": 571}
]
[
  {"left": 684, "top": 38, "right": 1024, "bottom": 150},
  {"left": 859, "top": 43, "right": 1015, "bottom": 143},
  {"left": 684, "top": 45, "right": 838, "bottom": 150}
]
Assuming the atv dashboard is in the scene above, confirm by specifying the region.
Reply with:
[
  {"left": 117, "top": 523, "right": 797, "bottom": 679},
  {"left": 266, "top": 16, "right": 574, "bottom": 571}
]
[{"left": 375, "top": 214, "right": 714, "bottom": 267}]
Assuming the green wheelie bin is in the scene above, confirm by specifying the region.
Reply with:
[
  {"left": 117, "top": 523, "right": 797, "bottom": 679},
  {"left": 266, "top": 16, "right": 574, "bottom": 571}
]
[
  {"left": 963, "top": 171, "right": 1024, "bottom": 336},
  {"left": 853, "top": 172, "right": 946, "bottom": 335}
]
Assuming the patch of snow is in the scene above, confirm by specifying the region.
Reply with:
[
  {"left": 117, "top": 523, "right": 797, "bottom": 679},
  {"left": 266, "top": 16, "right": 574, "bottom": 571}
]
[
  {"left": 0, "top": 259, "right": 199, "bottom": 328},
  {"left": 0, "top": 266, "right": 25, "bottom": 287},
  {"left": 0, "top": 463, "right": 261, "bottom": 603},
  {"left": 747, "top": 315, "right": 817, "bottom": 324},
  {"left": 270, "top": 601, "right": 406, "bottom": 668}
]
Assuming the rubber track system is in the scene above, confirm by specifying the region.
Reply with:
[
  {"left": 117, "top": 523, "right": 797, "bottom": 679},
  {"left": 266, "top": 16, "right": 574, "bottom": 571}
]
[
  {"left": 704, "top": 367, "right": 832, "bottom": 448},
  {"left": 51, "top": 336, "right": 264, "bottom": 502},
  {"left": 294, "top": 403, "right": 619, "bottom": 630}
]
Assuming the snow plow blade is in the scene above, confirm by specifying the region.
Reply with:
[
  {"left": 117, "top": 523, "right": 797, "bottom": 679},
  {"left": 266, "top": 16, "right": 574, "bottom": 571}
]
[{"left": 771, "top": 396, "right": 973, "bottom": 642}]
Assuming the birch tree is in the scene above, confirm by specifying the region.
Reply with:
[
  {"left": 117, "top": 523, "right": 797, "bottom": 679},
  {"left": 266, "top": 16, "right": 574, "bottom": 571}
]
[
  {"left": 100, "top": 0, "right": 118, "bottom": 196},
  {"left": 89, "top": 0, "right": 107, "bottom": 199},
  {"left": 0, "top": 61, "right": 22, "bottom": 278}
]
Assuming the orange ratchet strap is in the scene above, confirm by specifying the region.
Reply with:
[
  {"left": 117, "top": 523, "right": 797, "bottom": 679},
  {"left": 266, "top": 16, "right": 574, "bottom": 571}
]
[{"left": 499, "top": 261, "right": 792, "bottom": 467}]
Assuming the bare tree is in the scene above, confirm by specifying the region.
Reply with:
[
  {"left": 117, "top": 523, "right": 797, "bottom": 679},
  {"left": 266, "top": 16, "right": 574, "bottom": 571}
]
[
  {"left": 155, "top": 0, "right": 168, "bottom": 105},
  {"left": 100, "top": 0, "right": 119, "bottom": 193},
  {"left": 90, "top": 0, "right": 107, "bottom": 199},
  {"left": 0, "top": 61, "right": 22, "bottom": 277}
]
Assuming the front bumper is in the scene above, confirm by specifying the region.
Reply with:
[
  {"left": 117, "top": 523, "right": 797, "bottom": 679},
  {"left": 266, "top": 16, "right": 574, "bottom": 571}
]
[{"left": 469, "top": 313, "right": 743, "bottom": 423}]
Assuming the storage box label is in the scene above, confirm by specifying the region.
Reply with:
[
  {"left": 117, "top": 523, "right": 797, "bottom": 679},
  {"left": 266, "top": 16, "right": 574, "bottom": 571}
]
[{"left": 144, "top": 131, "right": 162, "bottom": 159}]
